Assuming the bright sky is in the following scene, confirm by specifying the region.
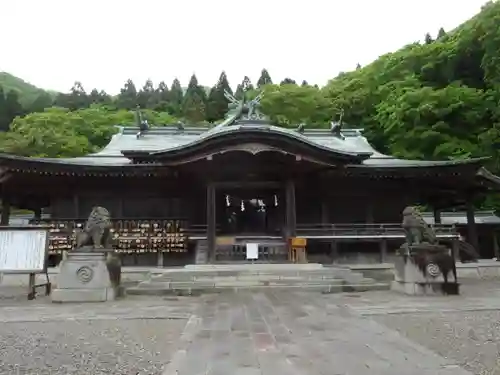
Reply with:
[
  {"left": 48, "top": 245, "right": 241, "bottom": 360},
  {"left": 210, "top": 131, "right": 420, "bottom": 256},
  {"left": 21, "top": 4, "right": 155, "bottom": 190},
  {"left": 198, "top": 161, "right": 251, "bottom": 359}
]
[{"left": 0, "top": 0, "right": 488, "bottom": 94}]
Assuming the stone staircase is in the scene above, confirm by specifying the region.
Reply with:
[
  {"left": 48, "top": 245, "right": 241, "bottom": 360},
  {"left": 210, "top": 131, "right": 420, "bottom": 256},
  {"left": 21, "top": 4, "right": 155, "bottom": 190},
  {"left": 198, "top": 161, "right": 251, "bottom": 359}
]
[{"left": 126, "top": 263, "right": 390, "bottom": 296}]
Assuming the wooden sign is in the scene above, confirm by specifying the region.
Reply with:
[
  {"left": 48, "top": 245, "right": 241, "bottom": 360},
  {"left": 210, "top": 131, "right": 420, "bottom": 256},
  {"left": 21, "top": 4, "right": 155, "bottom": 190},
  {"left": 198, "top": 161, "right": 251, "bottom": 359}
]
[
  {"left": 0, "top": 227, "right": 49, "bottom": 273},
  {"left": 290, "top": 237, "right": 307, "bottom": 248}
]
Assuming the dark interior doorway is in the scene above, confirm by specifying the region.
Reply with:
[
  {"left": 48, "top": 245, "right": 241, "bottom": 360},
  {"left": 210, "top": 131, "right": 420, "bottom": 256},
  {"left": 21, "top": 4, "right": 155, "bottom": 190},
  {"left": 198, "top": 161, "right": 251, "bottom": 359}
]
[{"left": 217, "top": 187, "right": 284, "bottom": 236}]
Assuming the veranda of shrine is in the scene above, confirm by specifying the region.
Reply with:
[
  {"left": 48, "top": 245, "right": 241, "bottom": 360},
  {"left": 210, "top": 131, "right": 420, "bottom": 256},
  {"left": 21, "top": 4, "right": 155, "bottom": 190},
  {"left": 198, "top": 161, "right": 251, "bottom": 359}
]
[{"left": 1, "top": 92, "right": 500, "bottom": 266}]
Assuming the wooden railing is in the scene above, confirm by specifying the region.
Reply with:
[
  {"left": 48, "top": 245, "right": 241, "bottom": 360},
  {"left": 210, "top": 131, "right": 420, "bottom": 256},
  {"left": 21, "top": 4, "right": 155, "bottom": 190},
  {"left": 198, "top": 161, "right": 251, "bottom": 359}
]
[{"left": 296, "top": 223, "right": 459, "bottom": 239}]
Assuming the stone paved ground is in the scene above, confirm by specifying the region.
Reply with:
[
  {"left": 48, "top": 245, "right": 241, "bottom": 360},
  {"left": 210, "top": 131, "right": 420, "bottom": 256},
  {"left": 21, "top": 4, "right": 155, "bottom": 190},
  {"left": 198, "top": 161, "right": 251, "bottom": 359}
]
[{"left": 2, "top": 281, "right": 500, "bottom": 374}]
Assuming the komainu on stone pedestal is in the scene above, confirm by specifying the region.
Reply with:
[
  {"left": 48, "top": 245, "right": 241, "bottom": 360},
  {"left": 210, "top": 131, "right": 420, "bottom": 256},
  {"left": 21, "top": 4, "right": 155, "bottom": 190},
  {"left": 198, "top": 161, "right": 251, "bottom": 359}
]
[
  {"left": 51, "top": 207, "right": 122, "bottom": 303},
  {"left": 74, "top": 206, "right": 113, "bottom": 251},
  {"left": 392, "top": 206, "right": 459, "bottom": 295}
]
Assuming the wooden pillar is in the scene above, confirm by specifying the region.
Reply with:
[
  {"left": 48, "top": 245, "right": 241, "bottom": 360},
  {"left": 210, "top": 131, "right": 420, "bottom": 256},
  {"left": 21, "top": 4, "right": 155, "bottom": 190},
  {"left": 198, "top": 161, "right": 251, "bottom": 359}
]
[
  {"left": 157, "top": 251, "right": 164, "bottom": 267},
  {"left": 331, "top": 241, "right": 339, "bottom": 263},
  {"left": 206, "top": 183, "right": 216, "bottom": 263},
  {"left": 1, "top": 198, "right": 10, "bottom": 226},
  {"left": 366, "top": 202, "right": 374, "bottom": 224},
  {"left": 33, "top": 207, "right": 42, "bottom": 220},
  {"left": 73, "top": 194, "right": 80, "bottom": 218},
  {"left": 433, "top": 209, "right": 441, "bottom": 224},
  {"left": 320, "top": 201, "right": 328, "bottom": 224},
  {"left": 493, "top": 231, "right": 500, "bottom": 260},
  {"left": 451, "top": 238, "right": 459, "bottom": 261},
  {"left": 466, "top": 199, "right": 479, "bottom": 252},
  {"left": 285, "top": 180, "right": 296, "bottom": 237},
  {"left": 379, "top": 238, "right": 388, "bottom": 263},
  {"left": 117, "top": 197, "right": 124, "bottom": 218}
]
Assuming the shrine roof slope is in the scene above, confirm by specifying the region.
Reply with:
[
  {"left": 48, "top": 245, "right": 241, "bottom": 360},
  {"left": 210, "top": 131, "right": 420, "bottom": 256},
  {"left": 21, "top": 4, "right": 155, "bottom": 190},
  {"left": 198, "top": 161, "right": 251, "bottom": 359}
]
[{"left": 0, "top": 124, "right": 492, "bottom": 169}]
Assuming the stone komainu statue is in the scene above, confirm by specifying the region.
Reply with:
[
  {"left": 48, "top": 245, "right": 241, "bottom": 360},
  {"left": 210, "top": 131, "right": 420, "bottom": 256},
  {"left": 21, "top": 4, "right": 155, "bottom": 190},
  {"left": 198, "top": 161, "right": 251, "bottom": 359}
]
[
  {"left": 401, "top": 206, "right": 437, "bottom": 245},
  {"left": 75, "top": 206, "right": 113, "bottom": 250}
]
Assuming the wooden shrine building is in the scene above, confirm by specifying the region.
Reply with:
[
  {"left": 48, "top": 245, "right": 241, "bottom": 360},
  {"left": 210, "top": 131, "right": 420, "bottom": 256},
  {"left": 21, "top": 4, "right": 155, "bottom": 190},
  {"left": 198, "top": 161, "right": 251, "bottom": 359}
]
[{"left": 1, "top": 93, "right": 500, "bottom": 265}]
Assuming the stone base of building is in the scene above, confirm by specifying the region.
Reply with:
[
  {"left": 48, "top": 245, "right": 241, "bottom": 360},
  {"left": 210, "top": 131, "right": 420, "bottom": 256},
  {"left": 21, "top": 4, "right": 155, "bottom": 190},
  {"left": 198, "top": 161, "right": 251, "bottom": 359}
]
[{"left": 51, "top": 250, "right": 122, "bottom": 303}]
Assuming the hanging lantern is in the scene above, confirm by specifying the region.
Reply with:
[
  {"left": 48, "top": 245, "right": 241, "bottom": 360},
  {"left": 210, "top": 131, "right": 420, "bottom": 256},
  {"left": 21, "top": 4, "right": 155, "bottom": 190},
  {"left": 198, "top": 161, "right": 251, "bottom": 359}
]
[
  {"left": 226, "top": 195, "right": 230, "bottom": 207},
  {"left": 274, "top": 195, "right": 278, "bottom": 207},
  {"left": 241, "top": 200, "right": 245, "bottom": 211}
]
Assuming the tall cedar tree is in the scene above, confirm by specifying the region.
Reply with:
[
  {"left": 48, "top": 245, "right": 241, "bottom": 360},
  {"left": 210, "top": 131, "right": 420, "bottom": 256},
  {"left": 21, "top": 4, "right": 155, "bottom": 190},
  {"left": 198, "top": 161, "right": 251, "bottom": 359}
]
[
  {"left": 137, "top": 79, "right": 156, "bottom": 109},
  {"left": 168, "top": 78, "right": 184, "bottom": 116},
  {"left": 257, "top": 69, "right": 273, "bottom": 87},
  {"left": 183, "top": 74, "right": 207, "bottom": 121},
  {"left": 116, "top": 79, "right": 138, "bottom": 109},
  {"left": 155, "top": 81, "right": 170, "bottom": 112},
  {"left": 235, "top": 76, "right": 254, "bottom": 99},
  {"left": 206, "top": 71, "right": 233, "bottom": 122}
]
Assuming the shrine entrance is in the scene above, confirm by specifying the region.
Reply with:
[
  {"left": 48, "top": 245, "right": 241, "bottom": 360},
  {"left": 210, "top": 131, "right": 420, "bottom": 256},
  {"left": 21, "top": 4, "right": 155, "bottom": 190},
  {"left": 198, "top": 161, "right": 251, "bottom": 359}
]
[
  {"left": 217, "top": 187, "right": 284, "bottom": 236},
  {"left": 207, "top": 182, "right": 292, "bottom": 262}
]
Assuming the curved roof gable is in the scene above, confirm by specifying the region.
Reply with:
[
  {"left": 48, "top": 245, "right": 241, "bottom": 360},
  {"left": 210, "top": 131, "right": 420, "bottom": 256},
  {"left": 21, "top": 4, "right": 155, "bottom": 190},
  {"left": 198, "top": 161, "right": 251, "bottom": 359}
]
[{"left": 121, "top": 124, "right": 374, "bottom": 164}]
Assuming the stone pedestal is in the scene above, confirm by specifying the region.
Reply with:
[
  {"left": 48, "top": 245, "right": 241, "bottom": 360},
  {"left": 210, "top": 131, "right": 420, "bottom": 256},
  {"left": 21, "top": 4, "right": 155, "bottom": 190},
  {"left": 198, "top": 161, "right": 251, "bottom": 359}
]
[
  {"left": 52, "top": 250, "right": 122, "bottom": 303},
  {"left": 391, "top": 244, "right": 459, "bottom": 295}
]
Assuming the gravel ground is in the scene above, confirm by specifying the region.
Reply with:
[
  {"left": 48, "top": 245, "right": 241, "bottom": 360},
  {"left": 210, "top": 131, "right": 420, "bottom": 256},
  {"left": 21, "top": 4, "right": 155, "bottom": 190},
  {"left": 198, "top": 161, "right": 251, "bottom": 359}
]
[
  {"left": 2, "top": 279, "right": 500, "bottom": 374},
  {"left": 373, "top": 311, "right": 500, "bottom": 375},
  {"left": 0, "top": 319, "right": 186, "bottom": 375}
]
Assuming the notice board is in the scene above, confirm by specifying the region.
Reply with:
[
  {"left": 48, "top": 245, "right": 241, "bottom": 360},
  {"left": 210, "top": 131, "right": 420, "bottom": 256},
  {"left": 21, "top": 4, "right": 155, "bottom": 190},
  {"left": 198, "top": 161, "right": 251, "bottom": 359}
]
[{"left": 0, "top": 227, "right": 49, "bottom": 273}]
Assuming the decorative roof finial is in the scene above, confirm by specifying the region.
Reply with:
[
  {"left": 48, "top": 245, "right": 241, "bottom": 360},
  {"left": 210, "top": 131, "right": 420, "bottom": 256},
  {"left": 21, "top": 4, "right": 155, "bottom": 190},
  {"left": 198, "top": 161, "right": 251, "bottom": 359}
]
[
  {"left": 330, "top": 108, "right": 345, "bottom": 139},
  {"left": 297, "top": 123, "right": 306, "bottom": 133},
  {"left": 135, "top": 105, "right": 149, "bottom": 139}
]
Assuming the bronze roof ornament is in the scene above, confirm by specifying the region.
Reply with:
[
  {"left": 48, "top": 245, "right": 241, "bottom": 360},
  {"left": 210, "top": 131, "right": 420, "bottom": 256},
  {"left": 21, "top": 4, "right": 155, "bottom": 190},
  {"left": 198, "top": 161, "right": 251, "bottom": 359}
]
[
  {"left": 135, "top": 105, "right": 149, "bottom": 139},
  {"left": 330, "top": 108, "right": 345, "bottom": 139}
]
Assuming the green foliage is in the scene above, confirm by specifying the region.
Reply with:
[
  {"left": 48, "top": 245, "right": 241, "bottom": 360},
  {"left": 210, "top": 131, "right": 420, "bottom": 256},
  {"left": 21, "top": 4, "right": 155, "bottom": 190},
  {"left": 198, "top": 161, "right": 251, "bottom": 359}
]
[
  {"left": 0, "top": 106, "right": 178, "bottom": 158},
  {"left": 0, "top": 72, "right": 53, "bottom": 107}
]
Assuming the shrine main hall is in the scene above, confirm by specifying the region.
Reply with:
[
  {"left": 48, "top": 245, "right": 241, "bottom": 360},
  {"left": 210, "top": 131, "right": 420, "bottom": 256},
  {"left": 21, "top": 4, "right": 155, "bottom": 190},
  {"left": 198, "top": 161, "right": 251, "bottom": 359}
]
[{"left": 0, "top": 96, "right": 499, "bottom": 265}]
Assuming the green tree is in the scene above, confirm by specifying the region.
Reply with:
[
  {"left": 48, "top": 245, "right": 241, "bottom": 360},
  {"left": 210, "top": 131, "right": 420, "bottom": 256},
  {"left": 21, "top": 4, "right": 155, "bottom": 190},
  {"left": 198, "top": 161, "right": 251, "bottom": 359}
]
[
  {"left": 260, "top": 84, "right": 329, "bottom": 126},
  {"left": 116, "top": 79, "right": 138, "bottom": 109},
  {"left": 437, "top": 27, "right": 446, "bottom": 39},
  {"left": 424, "top": 33, "right": 434, "bottom": 45},
  {"left": 0, "top": 106, "right": 179, "bottom": 157},
  {"left": 206, "top": 71, "right": 233, "bottom": 122},
  {"left": 168, "top": 78, "right": 184, "bottom": 116},
  {"left": 137, "top": 79, "right": 157, "bottom": 109},
  {"left": 154, "top": 81, "right": 170, "bottom": 111},
  {"left": 257, "top": 69, "right": 273, "bottom": 87},
  {"left": 183, "top": 92, "right": 206, "bottom": 122},
  {"left": 280, "top": 78, "right": 297, "bottom": 85},
  {"left": 88, "top": 89, "right": 112, "bottom": 105},
  {"left": 29, "top": 92, "right": 54, "bottom": 113},
  {"left": 235, "top": 76, "right": 254, "bottom": 99},
  {"left": 183, "top": 74, "right": 207, "bottom": 121}
]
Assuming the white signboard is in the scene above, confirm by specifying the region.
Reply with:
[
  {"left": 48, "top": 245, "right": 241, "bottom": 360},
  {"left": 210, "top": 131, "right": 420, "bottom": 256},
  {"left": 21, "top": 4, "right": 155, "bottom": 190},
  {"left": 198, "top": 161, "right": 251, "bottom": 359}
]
[
  {"left": 0, "top": 229, "right": 48, "bottom": 273},
  {"left": 246, "top": 243, "right": 259, "bottom": 260}
]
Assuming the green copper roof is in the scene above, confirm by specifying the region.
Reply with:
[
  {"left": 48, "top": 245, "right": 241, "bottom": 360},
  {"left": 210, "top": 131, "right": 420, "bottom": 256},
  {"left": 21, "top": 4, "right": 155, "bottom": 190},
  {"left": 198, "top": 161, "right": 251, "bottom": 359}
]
[{"left": 0, "top": 123, "right": 490, "bottom": 169}]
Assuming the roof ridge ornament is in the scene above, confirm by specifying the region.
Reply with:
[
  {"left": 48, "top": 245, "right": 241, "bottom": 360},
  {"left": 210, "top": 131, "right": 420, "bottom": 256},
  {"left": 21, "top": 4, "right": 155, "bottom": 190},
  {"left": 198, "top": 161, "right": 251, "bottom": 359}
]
[
  {"left": 135, "top": 105, "right": 149, "bottom": 139},
  {"left": 225, "top": 89, "right": 267, "bottom": 121},
  {"left": 296, "top": 123, "right": 306, "bottom": 133},
  {"left": 330, "top": 108, "right": 345, "bottom": 140}
]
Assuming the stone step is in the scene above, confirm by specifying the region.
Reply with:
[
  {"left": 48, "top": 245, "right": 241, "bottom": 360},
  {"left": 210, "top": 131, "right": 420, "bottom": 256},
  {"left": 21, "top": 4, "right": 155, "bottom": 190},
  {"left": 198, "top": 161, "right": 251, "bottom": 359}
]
[
  {"left": 150, "top": 269, "right": 364, "bottom": 280},
  {"left": 150, "top": 273, "right": 346, "bottom": 282},
  {"left": 126, "top": 281, "right": 390, "bottom": 296},
  {"left": 126, "top": 264, "right": 389, "bottom": 296}
]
